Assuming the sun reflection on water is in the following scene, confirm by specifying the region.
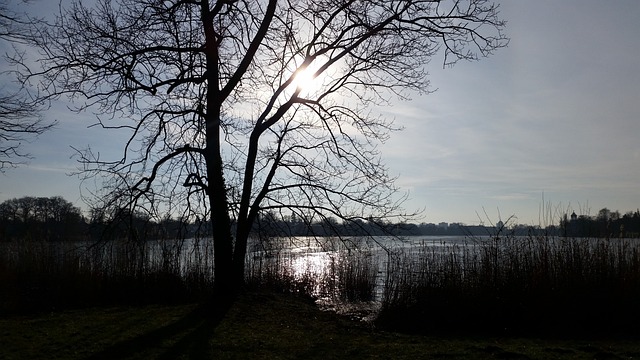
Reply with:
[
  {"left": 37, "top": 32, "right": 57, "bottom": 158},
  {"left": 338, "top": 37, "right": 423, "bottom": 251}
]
[{"left": 290, "top": 251, "right": 332, "bottom": 279}]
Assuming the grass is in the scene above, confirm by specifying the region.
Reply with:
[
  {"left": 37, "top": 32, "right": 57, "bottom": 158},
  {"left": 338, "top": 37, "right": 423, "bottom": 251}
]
[{"left": 2, "top": 290, "right": 640, "bottom": 360}]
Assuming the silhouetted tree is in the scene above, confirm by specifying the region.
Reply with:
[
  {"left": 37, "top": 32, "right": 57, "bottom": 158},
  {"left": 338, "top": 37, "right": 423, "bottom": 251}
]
[
  {"left": 0, "top": 196, "right": 84, "bottom": 241},
  {"left": 0, "top": 0, "right": 55, "bottom": 171},
  {"left": 18, "top": 0, "right": 507, "bottom": 291}
]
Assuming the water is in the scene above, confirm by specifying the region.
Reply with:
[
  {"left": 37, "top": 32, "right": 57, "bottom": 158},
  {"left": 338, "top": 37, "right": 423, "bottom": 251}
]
[
  {"left": 245, "top": 235, "right": 482, "bottom": 319},
  {"left": 257, "top": 235, "right": 479, "bottom": 274}
]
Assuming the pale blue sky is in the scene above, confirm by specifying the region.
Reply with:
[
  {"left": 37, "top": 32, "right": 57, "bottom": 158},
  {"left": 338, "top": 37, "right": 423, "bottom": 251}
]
[{"left": 2, "top": 1, "right": 640, "bottom": 225}]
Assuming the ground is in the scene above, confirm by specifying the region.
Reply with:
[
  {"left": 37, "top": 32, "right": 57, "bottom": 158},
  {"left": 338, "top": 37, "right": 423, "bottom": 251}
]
[{"left": 2, "top": 291, "right": 640, "bottom": 359}]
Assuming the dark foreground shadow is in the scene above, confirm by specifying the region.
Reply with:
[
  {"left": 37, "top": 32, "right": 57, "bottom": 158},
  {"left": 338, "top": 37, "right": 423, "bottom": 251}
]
[{"left": 87, "top": 294, "right": 235, "bottom": 360}]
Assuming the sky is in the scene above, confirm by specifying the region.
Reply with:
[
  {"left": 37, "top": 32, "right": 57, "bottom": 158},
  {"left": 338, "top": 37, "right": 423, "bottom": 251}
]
[{"left": 1, "top": 1, "right": 640, "bottom": 226}]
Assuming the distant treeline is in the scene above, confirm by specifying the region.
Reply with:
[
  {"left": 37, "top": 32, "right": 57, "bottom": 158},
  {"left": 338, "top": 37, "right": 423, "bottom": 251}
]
[
  {"left": 0, "top": 196, "right": 85, "bottom": 241},
  {"left": 249, "top": 208, "right": 640, "bottom": 238},
  {"left": 1, "top": 196, "right": 639, "bottom": 241},
  {"left": 0, "top": 196, "right": 209, "bottom": 242},
  {"left": 559, "top": 208, "right": 640, "bottom": 238}
]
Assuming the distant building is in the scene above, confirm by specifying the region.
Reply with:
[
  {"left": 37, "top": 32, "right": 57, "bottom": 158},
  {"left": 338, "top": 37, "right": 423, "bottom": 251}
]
[{"left": 438, "top": 222, "right": 448, "bottom": 229}]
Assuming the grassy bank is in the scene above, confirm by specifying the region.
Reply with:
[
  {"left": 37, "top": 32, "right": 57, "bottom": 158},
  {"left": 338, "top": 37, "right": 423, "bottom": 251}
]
[{"left": 3, "top": 290, "right": 640, "bottom": 360}]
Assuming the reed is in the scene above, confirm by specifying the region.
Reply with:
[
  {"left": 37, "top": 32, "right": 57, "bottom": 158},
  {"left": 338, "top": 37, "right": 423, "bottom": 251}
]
[
  {"left": 329, "top": 249, "right": 379, "bottom": 302},
  {"left": 0, "top": 238, "right": 215, "bottom": 314},
  {"left": 377, "top": 235, "right": 640, "bottom": 336},
  {"left": 1, "top": 235, "right": 381, "bottom": 313},
  {"left": 14, "top": 232, "right": 640, "bottom": 337}
]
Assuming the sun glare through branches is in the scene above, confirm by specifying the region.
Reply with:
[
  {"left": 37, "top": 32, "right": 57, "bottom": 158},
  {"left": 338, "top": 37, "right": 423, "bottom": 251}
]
[{"left": 288, "top": 56, "right": 334, "bottom": 98}]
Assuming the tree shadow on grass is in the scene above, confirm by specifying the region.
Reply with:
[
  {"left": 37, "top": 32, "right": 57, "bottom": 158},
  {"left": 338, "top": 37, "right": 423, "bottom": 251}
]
[{"left": 87, "top": 294, "right": 235, "bottom": 360}]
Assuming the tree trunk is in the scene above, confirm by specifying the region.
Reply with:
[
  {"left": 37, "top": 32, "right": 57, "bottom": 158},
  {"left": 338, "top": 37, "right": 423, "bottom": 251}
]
[
  {"left": 206, "top": 156, "right": 235, "bottom": 294},
  {"left": 204, "top": 108, "right": 236, "bottom": 293},
  {"left": 202, "top": 0, "right": 238, "bottom": 295},
  {"left": 232, "top": 222, "right": 250, "bottom": 286}
]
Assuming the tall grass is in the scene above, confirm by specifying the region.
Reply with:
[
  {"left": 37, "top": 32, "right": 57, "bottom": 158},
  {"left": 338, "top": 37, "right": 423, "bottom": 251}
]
[
  {"left": 328, "top": 249, "right": 379, "bottom": 302},
  {"left": 0, "top": 238, "right": 215, "bottom": 314},
  {"left": 377, "top": 235, "right": 640, "bottom": 336},
  {"left": 14, "top": 233, "right": 640, "bottom": 337},
  {"left": 0, "top": 235, "right": 381, "bottom": 314}
]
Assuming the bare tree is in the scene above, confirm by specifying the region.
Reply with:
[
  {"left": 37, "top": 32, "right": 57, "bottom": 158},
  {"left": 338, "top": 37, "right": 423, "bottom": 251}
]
[
  {"left": 0, "top": 0, "right": 54, "bottom": 171},
  {"left": 0, "top": 93, "right": 50, "bottom": 171},
  {"left": 20, "top": 0, "right": 507, "bottom": 291}
]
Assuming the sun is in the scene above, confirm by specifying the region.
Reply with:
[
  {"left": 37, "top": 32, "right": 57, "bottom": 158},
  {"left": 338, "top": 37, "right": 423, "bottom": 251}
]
[{"left": 289, "top": 57, "right": 330, "bottom": 97}]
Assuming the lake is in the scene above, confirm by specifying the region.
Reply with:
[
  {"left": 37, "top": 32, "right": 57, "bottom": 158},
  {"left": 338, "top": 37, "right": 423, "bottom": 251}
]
[{"left": 244, "top": 235, "right": 489, "bottom": 314}]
